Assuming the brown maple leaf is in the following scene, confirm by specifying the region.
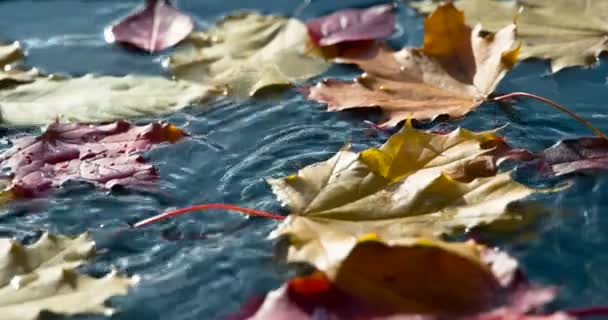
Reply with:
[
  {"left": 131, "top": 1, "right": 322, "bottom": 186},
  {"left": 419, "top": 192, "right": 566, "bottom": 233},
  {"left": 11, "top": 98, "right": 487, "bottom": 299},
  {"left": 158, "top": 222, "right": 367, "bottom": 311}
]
[
  {"left": 305, "top": 2, "right": 519, "bottom": 127},
  {"left": 231, "top": 238, "right": 572, "bottom": 320}
]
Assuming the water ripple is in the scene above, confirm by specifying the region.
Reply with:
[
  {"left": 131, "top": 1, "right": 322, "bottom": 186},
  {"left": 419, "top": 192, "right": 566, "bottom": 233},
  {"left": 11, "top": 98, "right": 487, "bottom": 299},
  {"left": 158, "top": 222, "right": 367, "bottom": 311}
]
[{"left": 0, "top": 0, "right": 607, "bottom": 319}]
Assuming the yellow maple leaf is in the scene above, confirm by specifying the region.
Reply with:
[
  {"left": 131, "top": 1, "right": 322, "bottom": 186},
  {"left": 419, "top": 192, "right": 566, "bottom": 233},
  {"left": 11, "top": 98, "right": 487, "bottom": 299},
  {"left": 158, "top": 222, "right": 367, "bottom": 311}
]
[
  {"left": 268, "top": 124, "right": 533, "bottom": 273},
  {"left": 411, "top": 0, "right": 608, "bottom": 72}
]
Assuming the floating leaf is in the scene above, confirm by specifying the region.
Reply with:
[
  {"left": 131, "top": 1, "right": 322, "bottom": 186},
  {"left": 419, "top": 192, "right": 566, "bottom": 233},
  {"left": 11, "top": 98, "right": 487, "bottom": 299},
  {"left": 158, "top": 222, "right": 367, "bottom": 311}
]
[
  {"left": 167, "top": 12, "right": 330, "bottom": 97},
  {"left": 306, "top": 3, "right": 518, "bottom": 126},
  {"left": 0, "top": 74, "right": 210, "bottom": 126},
  {"left": 0, "top": 42, "right": 38, "bottom": 87},
  {"left": 0, "top": 68, "right": 39, "bottom": 88},
  {"left": 268, "top": 122, "right": 533, "bottom": 265},
  {"left": 0, "top": 120, "right": 186, "bottom": 197},
  {"left": 0, "top": 42, "right": 23, "bottom": 66},
  {"left": 235, "top": 238, "right": 570, "bottom": 319},
  {"left": 0, "top": 232, "right": 136, "bottom": 320},
  {"left": 105, "top": 0, "right": 195, "bottom": 52},
  {"left": 411, "top": 0, "right": 608, "bottom": 72},
  {"left": 539, "top": 137, "right": 608, "bottom": 176},
  {"left": 509, "top": 137, "right": 608, "bottom": 177},
  {"left": 359, "top": 120, "right": 512, "bottom": 182},
  {"left": 306, "top": 4, "right": 396, "bottom": 46}
]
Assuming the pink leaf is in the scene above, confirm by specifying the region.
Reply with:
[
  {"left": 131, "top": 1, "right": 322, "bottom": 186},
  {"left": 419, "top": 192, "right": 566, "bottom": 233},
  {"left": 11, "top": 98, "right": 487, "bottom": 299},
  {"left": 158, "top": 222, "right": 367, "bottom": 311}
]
[
  {"left": 306, "top": 3, "right": 396, "bottom": 47},
  {"left": 539, "top": 137, "right": 608, "bottom": 176},
  {"left": 492, "top": 136, "right": 608, "bottom": 176},
  {"left": 0, "top": 121, "right": 186, "bottom": 197},
  {"left": 105, "top": 0, "right": 194, "bottom": 52}
]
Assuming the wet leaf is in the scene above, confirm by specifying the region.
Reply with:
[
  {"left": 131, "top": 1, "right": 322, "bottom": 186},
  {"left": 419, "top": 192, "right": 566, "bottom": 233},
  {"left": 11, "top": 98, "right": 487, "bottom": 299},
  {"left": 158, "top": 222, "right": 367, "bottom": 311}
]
[
  {"left": 0, "top": 42, "right": 38, "bottom": 87},
  {"left": 0, "top": 68, "right": 39, "bottom": 88},
  {"left": 0, "top": 120, "right": 186, "bottom": 197},
  {"left": 306, "top": 4, "right": 396, "bottom": 46},
  {"left": 411, "top": 0, "right": 608, "bottom": 72},
  {"left": 234, "top": 238, "right": 570, "bottom": 320},
  {"left": 359, "top": 120, "right": 510, "bottom": 182},
  {"left": 306, "top": 3, "right": 518, "bottom": 126},
  {"left": 310, "top": 238, "right": 505, "bottom": 314},
  {"left": 105, "top": 0, "right": 194, "bottom": 52},
  {"left": 480, "top": 135, "right": 608, "bottom": 176},
  {"left": 268, "top": 122, "right": 533, "bottom": 265},
  {"left": 0, "top": 74, "right": 210, "bottom": 126},
  {"left": 0, "top": 232, "right": 136, "bottom": 320},
  {"left": 532, "top": 137, "right": 608, "bottom": 176},
  {"left": 167, "top": 12, "right": 330, "bottom": 97}
]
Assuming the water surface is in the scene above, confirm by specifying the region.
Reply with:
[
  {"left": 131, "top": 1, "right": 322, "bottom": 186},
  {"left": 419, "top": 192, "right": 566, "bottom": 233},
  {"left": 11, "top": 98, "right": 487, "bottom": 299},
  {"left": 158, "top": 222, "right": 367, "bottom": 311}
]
[{"left": 0, "top": 0, "right": 607, "bottom": 319}]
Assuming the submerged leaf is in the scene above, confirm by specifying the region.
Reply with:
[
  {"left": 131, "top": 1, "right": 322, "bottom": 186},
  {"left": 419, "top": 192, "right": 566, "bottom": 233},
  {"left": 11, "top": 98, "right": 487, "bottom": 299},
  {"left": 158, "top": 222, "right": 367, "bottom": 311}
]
[
  {"left": 268, "top": 123, "right": 533, "bottom": 266},
  {"left": 411, "top": 0, "right": 608, "bottom": 72},
  {"left": 0, "top": 232, "right": 136, "bottom": 320},
  {"left": 105, "top": 0, "right": 194, "bottom": 52},
  {"left": 0, "top": 74, "right": 210, "bottom": 126},
  {"left": 306, "top": 4, "right": 396, "bottom": 46},
  {"left": 167, "top": 12, "right": 330, "bottom": 97},
  {"left": 235, "top": 239, "right": 570, "bottom": 320},
  {"left": 306, "top": 3, "right": 518, "bottom": 126},
  {"left": 0, "top": 120, "right": 186, "bottom": 196}
]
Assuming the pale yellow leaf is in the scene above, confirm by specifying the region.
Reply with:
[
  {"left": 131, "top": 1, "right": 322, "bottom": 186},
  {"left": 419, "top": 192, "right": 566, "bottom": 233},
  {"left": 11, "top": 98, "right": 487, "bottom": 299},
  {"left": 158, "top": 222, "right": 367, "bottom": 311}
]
[
  {"left": 0, "top": 74, "right": 211, "bottom": 126},
  {"left": 411, "top": 0, "right": 608, "bottom": 72},
  {"left": 167, "top": 12, "right": 330, "bottom": 97},
  {"left": 0, "top": 232, "right": 136, "bottom": 320}
]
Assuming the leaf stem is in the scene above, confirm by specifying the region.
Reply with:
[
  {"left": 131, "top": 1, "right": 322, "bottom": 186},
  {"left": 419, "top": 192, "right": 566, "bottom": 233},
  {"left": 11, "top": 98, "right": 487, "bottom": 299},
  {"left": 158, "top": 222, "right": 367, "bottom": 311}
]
[
  {"left": 133, "top": 203, "right": 285, "bottom": 228},
  {"left": 490, "top": 92, "right": 607, "bottom": 140}
]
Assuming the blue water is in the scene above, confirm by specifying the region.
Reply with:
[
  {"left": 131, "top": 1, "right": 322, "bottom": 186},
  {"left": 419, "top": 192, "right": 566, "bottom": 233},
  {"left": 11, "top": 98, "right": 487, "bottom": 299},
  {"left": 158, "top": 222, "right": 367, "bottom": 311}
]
[{"left": 0, "top": 0, "right": 607, "bottom": 319}]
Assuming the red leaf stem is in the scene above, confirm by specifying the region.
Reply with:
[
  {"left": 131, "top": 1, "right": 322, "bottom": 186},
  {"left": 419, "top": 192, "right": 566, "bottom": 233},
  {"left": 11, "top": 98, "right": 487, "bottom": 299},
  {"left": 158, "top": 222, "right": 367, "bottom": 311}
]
[{"left": 133, "top": 203, "right": 285, "bottom": 228}]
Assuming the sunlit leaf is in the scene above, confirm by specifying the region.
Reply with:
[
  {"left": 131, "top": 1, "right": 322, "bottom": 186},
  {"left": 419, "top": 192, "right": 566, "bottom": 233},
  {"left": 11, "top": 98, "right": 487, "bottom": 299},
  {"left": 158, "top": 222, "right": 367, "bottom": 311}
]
[
  {"left": 268, "top": 122, "right": 533, "bottom": 267},
  {"left": 306, "top": 3, "right": 518, "bottom": 126},
  {"left": 0, "top": 232, "right": 137, "bottom": 320},
  {"left": 411, "top": 0, "right": 608, "bottom": 72},
  {"left": 167, "top": 12, "right": 330, "bottom": 97},
  {"left": 105, "top": 0, "right": 194, "bottom": 52},
  {"left": 0, "top": 74, "right": 210, "bottom": 126}
]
